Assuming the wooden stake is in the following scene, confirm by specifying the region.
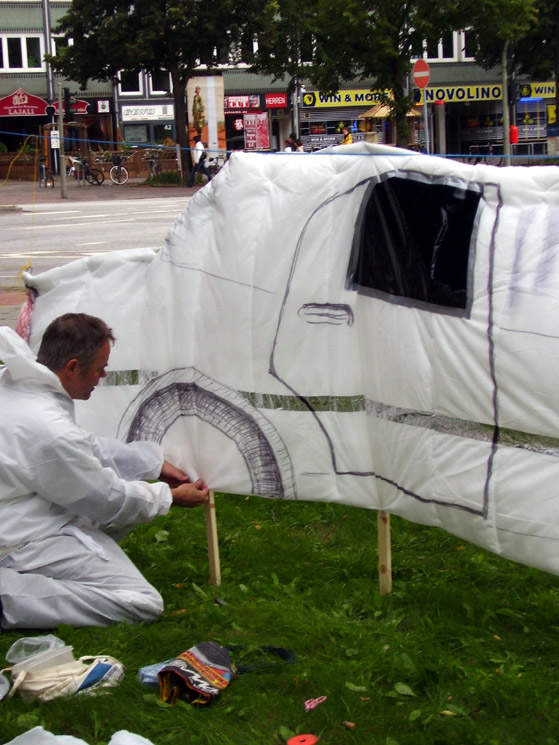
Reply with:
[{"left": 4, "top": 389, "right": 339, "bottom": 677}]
[
  {"left": 377, "top": 511, "right": 392, "bottom": 596},
  {"left": 205, "top": 490, "right": 221, "bottom": 586}
]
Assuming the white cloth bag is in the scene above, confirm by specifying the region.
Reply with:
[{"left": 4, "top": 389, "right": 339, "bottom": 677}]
[{"left": 5, "top": 655, "right": 124, "bottom": 702}]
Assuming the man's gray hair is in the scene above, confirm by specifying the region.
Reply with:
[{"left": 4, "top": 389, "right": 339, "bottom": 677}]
[{"left": 37, "top": 313, "right": 115, "bottom": 372}]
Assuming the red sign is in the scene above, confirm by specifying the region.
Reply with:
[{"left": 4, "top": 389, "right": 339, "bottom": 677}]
[
  {"left": 243, "top": 112, "right": 269, "bottom": 150},
  {"left": 224, "top": 95, "right": 261, "bottom": 112},
  {"left": 0, "top": 88, "right": 48, "bottom": 117},
  {"left": 413, "top": 59, "right": 430, "bottom": 89},
  {"left": 265, "top": 93, "right": 287, "bottom": 108},
  {"left": 52, "top": 99, "right": 90, "bottom": 115}
]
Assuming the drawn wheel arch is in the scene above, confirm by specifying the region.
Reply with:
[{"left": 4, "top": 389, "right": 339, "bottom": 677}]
[{"left": 117, "top": 368, "right": 296, "bottom": 499}]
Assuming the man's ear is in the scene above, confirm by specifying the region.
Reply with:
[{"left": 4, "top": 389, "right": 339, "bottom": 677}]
[{"left": 64, "top": 358, "right": 80, "bottom": 377}]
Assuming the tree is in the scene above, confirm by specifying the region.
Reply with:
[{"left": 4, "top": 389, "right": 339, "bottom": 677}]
[
  {"left": 511, "top": 0, "right": 559, "bottom": 117},
  {"left": 249, "top": 0, "right": 464, "bottom": 146},
  {"left": 48, "top": 0, "right": 261, "bottom": 176}
]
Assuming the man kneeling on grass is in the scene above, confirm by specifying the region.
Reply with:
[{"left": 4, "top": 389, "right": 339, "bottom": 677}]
[{"left": 0, "top": 313, "right": 208, "bottom": 629}]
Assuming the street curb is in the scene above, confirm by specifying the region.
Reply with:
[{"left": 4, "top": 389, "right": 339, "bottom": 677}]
[{"left": 0, "top": 205, "right": 22, "bottom": 212}]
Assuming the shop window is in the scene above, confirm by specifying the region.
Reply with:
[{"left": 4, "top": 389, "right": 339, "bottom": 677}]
[
  {"left": 153, "top": 123, "right": 174, "bottom": 145},
  {"left": 123, "top": 125, "right": 148, "bottom": 143},
  {"left": 119, "top": 71, "right": 142, "bottom": 95},
  {"left": 347, "top": 174, "right": 482, "bottom": 314},
  {"left": 0, "top": 36, "right": 44, "bottom": 70},
  {"left": 150, "top": 71, "right": 171, "bottom": 95}
]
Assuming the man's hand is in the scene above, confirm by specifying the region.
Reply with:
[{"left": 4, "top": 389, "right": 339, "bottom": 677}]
[
  {"left": 159, "top": 460, "right": 190, "bottom": 488},
  {"left": 171, "top": 479, "right": 209, "bottom": 508}
]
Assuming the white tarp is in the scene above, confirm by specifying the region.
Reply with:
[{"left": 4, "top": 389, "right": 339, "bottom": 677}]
[{"left": 22, "top": 143, "right": 559, "bottom": 575}]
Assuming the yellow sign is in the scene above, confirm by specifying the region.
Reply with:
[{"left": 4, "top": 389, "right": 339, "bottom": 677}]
[
  {"left": 522, "top": 82, "right": 556, "bottom": 99},
  {"left": 302, "top": 89, "right": 390, "bottom": 108},
  {"left": 547, "top": 105, "right": 556, "bottom": 125},
  {"left": 422, "top": 85, "right": 502, "bottom": 104}
]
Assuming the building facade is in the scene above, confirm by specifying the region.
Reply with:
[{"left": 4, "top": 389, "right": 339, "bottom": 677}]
[{"left": 0, "top": 1, "right": 554, "bottom": 160}]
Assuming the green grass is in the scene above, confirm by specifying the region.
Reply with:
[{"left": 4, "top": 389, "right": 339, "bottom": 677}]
[{"left": 2, "top": 495, "right": 559, "bottom": 745}]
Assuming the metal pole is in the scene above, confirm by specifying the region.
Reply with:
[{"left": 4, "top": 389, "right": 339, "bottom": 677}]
[
  {"left": 57, "top": 83, "right": 67, "bottom": 198},
  {"left": 502, "top": 41, "right": 511, "bottom": 166},
  {"left": 423, "top": 100, "right": 430, "bottom": 154}
]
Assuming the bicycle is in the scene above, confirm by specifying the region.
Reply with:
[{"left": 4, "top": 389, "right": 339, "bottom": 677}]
[
  {"left": 207, "top": 155, "right": 226, "bottom": 178},
  {"left": 67, "top": 156, "right": 104, "bottom": 185},
  {"left": 38, "top": 157, "right": 54, "bottom": 188},
  {"left": 109, "top": 155, "right": 129, "bottom": 184},
  {"left": 466, "top": 143, "right": 503, "bottom": 166}
]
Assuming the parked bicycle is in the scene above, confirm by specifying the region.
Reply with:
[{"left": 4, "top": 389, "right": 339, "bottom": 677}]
[
  {"left": 466, "top": 143, "right": 503, "bottom": 166},
  {"left": 67, "top": 156, "right": 104, "bottom": 185},
  {"left": 207, "top": 155, "right": 226, "bottom": 178},
  {"left": 38, "top": 157, "right": 54, "bottom": 188},
  {"left": 110, "top": 155, "right": 129, "bottom": 184}
]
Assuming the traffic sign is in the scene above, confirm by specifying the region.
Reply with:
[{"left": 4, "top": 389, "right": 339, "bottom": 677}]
[{"left": 413, "top": 59, "right": 430, "bottom": 89}]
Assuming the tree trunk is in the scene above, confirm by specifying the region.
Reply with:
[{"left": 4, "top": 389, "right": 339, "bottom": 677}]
[{"left": 171, "top": 70, "right": 191, "bottom": 181}]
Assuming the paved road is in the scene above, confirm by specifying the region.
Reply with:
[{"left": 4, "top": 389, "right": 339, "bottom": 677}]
[{"left": 0, "top": 178, "right": 199, "bottom": 329}]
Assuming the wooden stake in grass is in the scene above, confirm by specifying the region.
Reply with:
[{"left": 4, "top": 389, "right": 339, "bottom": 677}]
[
  {"left": 205, "top": 490, "right": 221, "bottom": 586},
  {"left": 377, "top": 511, "right": 392, "bottom": 595}
]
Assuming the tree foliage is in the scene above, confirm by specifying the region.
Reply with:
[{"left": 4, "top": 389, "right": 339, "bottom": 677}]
[
  {"left": 458, "top": 0, "right": 537, "bottom": 68},
  {"left": 250, "top": 0, "right": 464, "bottom": 145},
  {"left": 49, "top": 0, "right": 261, "bottom": 174},
  {"left": 512, "top": 0, "right": 559, "bottom": 113}
]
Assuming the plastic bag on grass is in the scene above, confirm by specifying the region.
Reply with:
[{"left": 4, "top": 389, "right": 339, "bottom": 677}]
[{"left": 5, "top": 655, "right": 124, "bottom": 702}]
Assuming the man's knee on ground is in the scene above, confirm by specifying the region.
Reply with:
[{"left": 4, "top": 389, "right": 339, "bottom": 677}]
[{"left": 113, "top": 584, "right": 164, "bottom": 624}]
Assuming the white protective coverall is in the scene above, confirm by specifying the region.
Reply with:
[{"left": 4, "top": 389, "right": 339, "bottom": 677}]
[{"left": 0, "top": 327, "right": 173, "bottom": 628}]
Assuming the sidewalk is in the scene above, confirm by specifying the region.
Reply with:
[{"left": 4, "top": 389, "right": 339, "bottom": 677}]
[{"left": 0, "top": 176, "right": 200, "bottom": 208}]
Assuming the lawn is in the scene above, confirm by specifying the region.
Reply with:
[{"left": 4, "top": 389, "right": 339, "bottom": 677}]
[{"left": 1, "top": 494, "right": 559, "bottom": 745}]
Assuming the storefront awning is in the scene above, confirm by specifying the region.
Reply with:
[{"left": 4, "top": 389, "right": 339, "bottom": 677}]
[
  {"left": 0, "top": 88, "right": 49, "bottom": 117},
  {"left": 359, "top": 103, "right": 422, "bottom": 119}
]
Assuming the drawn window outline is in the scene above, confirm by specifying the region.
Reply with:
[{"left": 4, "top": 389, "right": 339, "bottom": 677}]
[{"left": 346, "top": 172, "right": 483, "bottom": 317}]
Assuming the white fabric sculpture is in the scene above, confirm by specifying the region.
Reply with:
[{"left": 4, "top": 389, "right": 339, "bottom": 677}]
[{"left": 21, "top": 143, "right": 559, "bottom": 575}]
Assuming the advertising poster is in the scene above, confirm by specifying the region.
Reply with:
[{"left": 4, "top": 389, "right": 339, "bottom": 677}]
[
  {"left": 243, "top": 112, "right": 269, "bottom": 150},
  {"left": 186, "top": 76, "right": 226, "bottom": 159}
]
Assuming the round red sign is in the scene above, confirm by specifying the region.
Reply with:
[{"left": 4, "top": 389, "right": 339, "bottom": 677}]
[{"left": 413, "top": 59, "right": 431, "bottom": 89}]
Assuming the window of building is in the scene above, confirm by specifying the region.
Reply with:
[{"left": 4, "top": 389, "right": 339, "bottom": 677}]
[
  {"left": 0, "top": 35, "right": 44, "bottom": 70},
  {"left": 150, "top": 71, "right": 171, "bottom": 95},
  {"left": 51, "top": 36, "right": 73, "bottom": 56},
  {"left": 119, "top": 71, "right": 142, "bottom": 96},
  {"left": 462, "top": 30, "right": 476, "bottom": 60},
  {"left": 426, "top": 32, "right": 456, "bottom": 61},
  {"left": 347, "top": 174, "right": 482, "bottom": 315}
]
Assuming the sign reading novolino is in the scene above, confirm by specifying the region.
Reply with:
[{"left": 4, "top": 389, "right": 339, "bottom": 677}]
[{"left": 420, "top": 85, "right": 502, "bottom": 104}]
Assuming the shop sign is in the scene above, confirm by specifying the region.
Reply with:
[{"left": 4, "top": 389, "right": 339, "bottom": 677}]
[
  {"left": 0, "top": 88, "right": 48, "bottom": 117},
  {"left": 520, "top": 82, "right": 556, "bottom": 99},
  {"left": 224, "top": 95, "right": 261, "bottom": 112},
  {"left": 422, "top": 85, "right": 502, "bottom": 104},
  {"left": 243, "top": 112, "right": 269, "bottom": 150},
  {"left": 51, "top": 99, "right": 91, "bottom": 115},
  {"left": 302, "top": 89, "right": 389, "bottom": 108},
  {"left": 121, "top": 104, "right": 174, "bottom": 122},
  {"left": 265, "top": 93, "right": 287, "bottom": 108}
]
